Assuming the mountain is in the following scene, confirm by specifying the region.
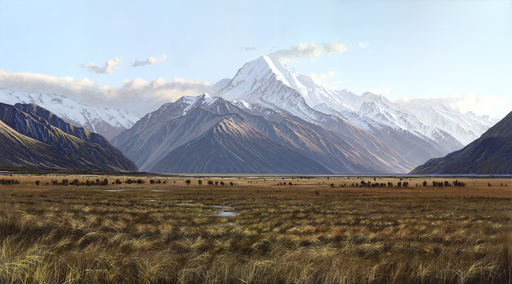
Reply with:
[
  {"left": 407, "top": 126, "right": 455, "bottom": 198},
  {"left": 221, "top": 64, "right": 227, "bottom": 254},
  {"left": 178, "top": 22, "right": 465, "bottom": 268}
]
[
  {"left": 0, "top": 120, "right": 81, "bottom": 169},
  {"left": 411, "top": 111, "right": 512, "bottom": 174},
  {"left": 0, "top": 88, "right": 138, "bottom": 140},
  {"left": 112, "top": 94, "right": 415, "bottom": 174},
  {"left": 214, "top": 56, "right": 469, "bottom": 167},
  {"left": 0, "top": 102, "right": 137, "bottom": 172},
  {"left": 214, "top": 56, "right": 496, "bottom": 154},
  {"left": 151, "top": 116, "right": 331, "bottom": 174}
]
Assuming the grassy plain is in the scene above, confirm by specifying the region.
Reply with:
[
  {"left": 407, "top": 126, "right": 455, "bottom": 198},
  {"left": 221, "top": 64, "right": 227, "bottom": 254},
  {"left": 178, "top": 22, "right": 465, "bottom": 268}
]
[{"left": 1, "top": 171, "right": 512, "bottom": 283}]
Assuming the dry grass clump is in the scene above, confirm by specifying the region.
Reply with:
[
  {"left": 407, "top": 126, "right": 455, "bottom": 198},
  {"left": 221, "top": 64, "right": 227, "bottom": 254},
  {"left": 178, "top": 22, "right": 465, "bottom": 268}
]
[{"left": 0, "top": 174, "right": 511, "bottom": 283}]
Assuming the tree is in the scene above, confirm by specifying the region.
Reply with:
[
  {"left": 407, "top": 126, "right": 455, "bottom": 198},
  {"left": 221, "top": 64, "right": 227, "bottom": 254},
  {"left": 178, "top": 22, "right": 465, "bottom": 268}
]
[
  {"left": 230, "top": 181, "right": 234, "bottom": 186},
  {"left": 185, "top": 179, "right": 191, "bottom": 186},
  {"left": 198, "top": 180, "right": 202, "bottom": 185}
]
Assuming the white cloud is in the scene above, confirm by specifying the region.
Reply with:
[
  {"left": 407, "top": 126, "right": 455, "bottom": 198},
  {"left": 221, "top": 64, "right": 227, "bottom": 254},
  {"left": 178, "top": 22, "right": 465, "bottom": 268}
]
[
  {"left": 357, "top": 42, "right": 369, "bottom": 48},
  {"left": 268, "top": 42, "right": 348, "bottom": 62},
  {"left": 132, "top": 54, "right": 168, "bottom": 67},
  {"left": 82, "top": 57, "right": 122, "bottom": 74},
  {"left": 310, "top": 71, "right": 335, "bottom": 82},
  {"left": 309, "top": 71, "right": 344, "bottom": 89},
  {"left": 241, "top": 47, "right": 256, "bottom": 51},
  {"left": 397, "top": 93, "right": 512, "bottom": 119},
  {"left": 368, "top": 88, "right": 391, "bottom": 95},
  {"left": 109, "top": 77, "right": 212, "bottom": 115},
  {"left": 0, "top": 69, "right": 211, "bottom": 117}
]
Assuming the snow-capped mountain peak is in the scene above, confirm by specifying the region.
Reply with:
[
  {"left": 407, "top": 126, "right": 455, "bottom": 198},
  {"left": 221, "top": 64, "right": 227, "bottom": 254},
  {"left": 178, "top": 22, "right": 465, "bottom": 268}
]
[
  {"left": 215, "top": 55, "right": 498, "bottom": 151},
  {"left": 0, "top": 88, "right": 139, "bottom": 140}
]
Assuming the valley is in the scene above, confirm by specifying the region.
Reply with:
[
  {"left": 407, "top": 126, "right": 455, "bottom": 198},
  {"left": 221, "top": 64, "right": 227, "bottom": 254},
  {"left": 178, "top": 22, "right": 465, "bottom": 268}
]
[
  {"left": 2, "top": 2, "right": 509, "bottom": 283},
  {"left": 1, "top": 170, "right": 511, "bottom": 283}
]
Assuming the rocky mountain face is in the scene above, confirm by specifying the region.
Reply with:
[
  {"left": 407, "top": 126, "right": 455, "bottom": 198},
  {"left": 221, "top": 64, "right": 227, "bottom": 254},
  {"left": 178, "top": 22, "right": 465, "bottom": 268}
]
[
  {"left": 411, "top": 111, "right": 512, "bottom": 174},
  {"left": 112, "top": 94, "right": 416, "bottom": 174},
  {"left": 0, "top": 89, "right": 138, "bottom": 140},
  {"left": 214, "top": 56, "right": 496, "bottom": 155},
  {"left": 0, "top": 102, "right": 137, "bottom": 172},
  {"left": 151, "top": 116, "right": 332, "bottom": 174},
  {"left": 112, "top": 56, "right": 498, "bottom": 175}
]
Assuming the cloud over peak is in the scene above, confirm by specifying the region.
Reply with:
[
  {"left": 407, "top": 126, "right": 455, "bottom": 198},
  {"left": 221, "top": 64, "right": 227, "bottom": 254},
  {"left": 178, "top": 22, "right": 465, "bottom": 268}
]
[
  {"left": 0, "top": 69, "right": 211, "bottom": 117},
  {"left": 82, "top": 57, "right": 122, "bottom": 74},
  {"left": 132, "top": 54, "right": 168, "bottom": 67},
  {"left": 268, "top": 42, "right": 348, "bottom": 62},
  {"left": 241, "top": 47, "right": 256, "bottom": 51},
  {"left": 397, "top": 93, "right": 512, "bottom": 119}
]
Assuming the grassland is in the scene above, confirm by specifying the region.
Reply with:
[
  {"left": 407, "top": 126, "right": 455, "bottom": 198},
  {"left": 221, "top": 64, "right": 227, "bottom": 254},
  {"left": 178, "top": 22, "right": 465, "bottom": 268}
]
[{"left": 1, "top": 172, "right": 511, "bottom": 283}]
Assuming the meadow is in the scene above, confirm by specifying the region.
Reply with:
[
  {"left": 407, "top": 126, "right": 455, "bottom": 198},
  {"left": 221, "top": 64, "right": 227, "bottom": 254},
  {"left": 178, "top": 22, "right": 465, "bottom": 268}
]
[{"left": 0, "top": 171, "right": 511, "bottom": 283}]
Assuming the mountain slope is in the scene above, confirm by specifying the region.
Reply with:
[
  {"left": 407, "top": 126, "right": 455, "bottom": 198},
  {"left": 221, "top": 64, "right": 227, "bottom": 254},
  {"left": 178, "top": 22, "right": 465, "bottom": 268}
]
[
  {"left": 411, "top": 111, "right": 512, "bottom": 174},
  {"left": 113, "top": 94, "right": 414, "bottom": 174},
  {"left": 0, "top": 102, "right": 137, "bottom": 172},
  {"left": 215, "top": 55, "right": 496, "bottom": 153},
  {"left": 150, "top": 117, "right": 331, "bottom": 174},
  {"left": 0, "top": 88, "right": 138, "bottom": 140},
  {"left": 0, "top": 120, "right": 79, "bottom": 169},
  {"left": 234, "top": 103, "right": 414, "bottom": 174},
  {"left": 215, "top": 56, "right": 453, "bottom": 167}
]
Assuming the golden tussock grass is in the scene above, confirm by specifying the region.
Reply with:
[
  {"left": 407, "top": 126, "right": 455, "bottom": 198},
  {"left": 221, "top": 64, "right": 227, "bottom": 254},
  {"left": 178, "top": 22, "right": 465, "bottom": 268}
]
[{"left": 0, "top": 173, "right": 511, "bottom": 283}]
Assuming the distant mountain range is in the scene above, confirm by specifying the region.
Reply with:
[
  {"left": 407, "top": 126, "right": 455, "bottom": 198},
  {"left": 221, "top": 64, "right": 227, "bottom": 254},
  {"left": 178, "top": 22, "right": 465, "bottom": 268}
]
[
  {"left": 110, "top": 55, "right": 499, "bottom": 174},
  {"left": 112, "top": 94, "right": 413, "bottom": 174},
  {"left": 0, "top": 102, "right": 137, "bottom": 172},
  {"left": 215, "top": 56, "right": 496, "bottom": 149},
  {"left": 0, "top": 89, "right": 137, "bottom": 140},
  {"left": 411, "top": 111, "right": 512, "bottom": 174},
  {"left": 0, "top": 55, "right": 500, "bottom": 174}
]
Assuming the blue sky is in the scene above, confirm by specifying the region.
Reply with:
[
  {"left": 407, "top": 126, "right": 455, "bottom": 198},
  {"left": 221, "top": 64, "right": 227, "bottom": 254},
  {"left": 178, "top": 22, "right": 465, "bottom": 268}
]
[{"left": 1, "top": 0, "right": 511, "bottom": 118}]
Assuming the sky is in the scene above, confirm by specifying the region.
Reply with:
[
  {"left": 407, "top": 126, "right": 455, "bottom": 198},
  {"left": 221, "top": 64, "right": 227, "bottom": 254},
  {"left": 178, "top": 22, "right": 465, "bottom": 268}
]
[{"left": 0, "top": 0, "right": 511, "bottom": 118}]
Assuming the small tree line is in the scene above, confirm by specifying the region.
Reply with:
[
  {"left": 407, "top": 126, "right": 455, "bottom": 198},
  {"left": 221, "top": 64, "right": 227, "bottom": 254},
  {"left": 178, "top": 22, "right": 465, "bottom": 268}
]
[
  {"left": 0, "top": 179, "right": 20, "bottom": 185},
  {"left": 187, "top": 179, "right": 234, "bottom": 186},
  {"left": 35, "top": 178, "right": 168, "bottom": 186}
]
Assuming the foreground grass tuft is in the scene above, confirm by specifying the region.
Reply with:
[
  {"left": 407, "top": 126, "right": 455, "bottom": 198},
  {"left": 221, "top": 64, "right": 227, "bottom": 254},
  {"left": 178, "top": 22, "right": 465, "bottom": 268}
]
[{"left": 1, "top": 174, "right": 511, "bottom": 283}]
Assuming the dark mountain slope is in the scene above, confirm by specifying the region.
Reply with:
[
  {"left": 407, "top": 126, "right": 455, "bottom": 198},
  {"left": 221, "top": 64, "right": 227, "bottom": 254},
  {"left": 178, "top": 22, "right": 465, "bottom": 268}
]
[
  {"left": 150, "top": 117, "right": 332, "bottom": 174},
  {"left": 113, "top": 95, "right": 414, "bottom": 174},
  {"left": 0, "top": 103, "right": 137, "bottom": 172},
  {"left": 411, "top": 111, "right": 512, "bottom": 174}
]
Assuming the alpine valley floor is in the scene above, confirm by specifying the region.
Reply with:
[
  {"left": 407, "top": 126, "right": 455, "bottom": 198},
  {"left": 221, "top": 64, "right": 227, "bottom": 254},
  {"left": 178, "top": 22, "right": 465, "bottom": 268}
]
[{"left": 1, "top": 171, "right": 512, "bottom": 284}]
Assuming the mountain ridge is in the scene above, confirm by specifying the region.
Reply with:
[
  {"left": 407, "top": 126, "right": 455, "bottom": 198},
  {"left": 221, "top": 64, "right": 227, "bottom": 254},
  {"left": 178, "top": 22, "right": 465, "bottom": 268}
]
[
  {"left": 411, "top": 111, "right": 512, "bottom": 174},
  {"left": 0, "top": 88, "right": 138, "bottom": 140},
  {"left": 0, "top": 102, "right": 138, "bottom": 172},
  {"left": 214, "top": 55, "right": 496, "bottom": 152},
  {"left": 112, "top": 94, "right": 416, "bottom": 174},
  {"left": 150, "top": 116, "right": 332, "bottom": 174}
]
